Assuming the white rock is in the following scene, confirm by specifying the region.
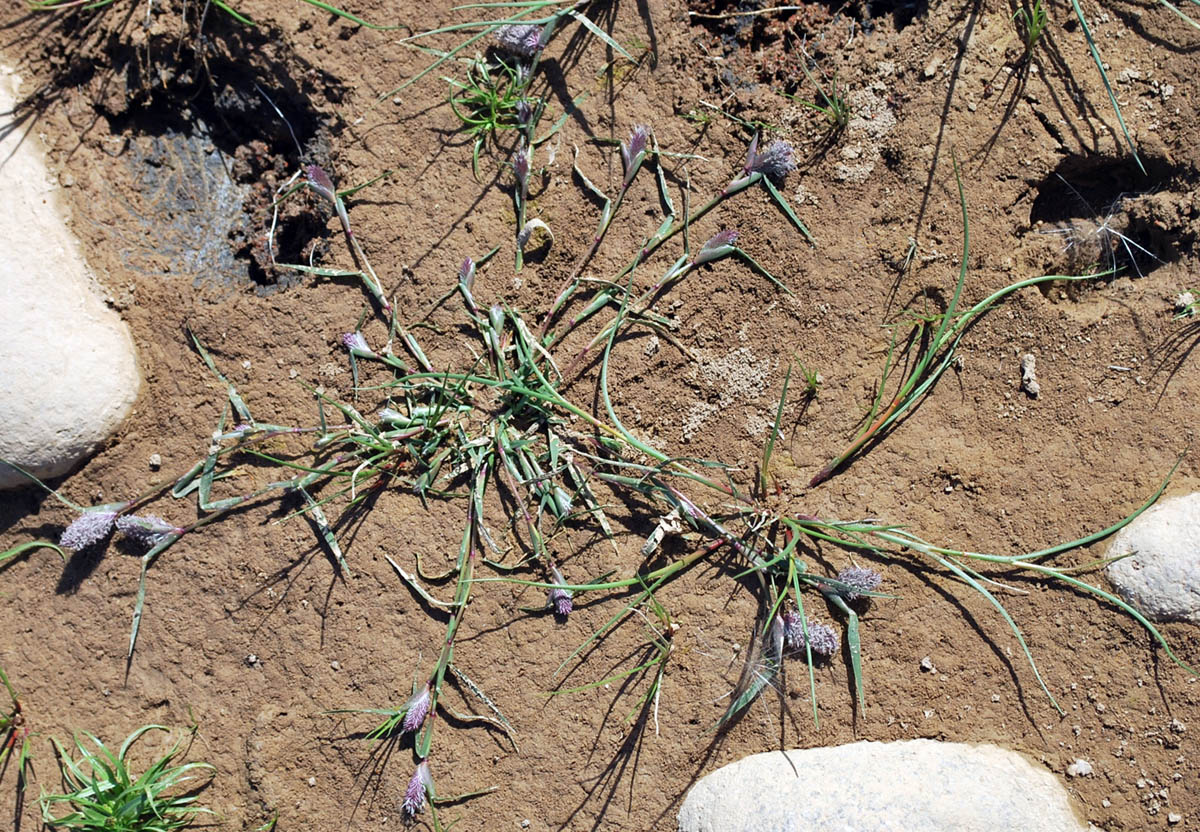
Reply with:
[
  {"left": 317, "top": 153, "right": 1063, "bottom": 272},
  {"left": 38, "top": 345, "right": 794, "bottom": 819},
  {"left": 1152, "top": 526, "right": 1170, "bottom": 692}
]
[
  {"left": 0, "top": 65, "right": 139, "bottom": 489},
  {"left": 1067, "top": 759, "right": 1094, "bottom": 777},
  {"left": 1105, "top": 493, "right": 1200, "bottom": 623},
  {"left": 678, "top": 740, "right": 1088, "bottom": 832}
]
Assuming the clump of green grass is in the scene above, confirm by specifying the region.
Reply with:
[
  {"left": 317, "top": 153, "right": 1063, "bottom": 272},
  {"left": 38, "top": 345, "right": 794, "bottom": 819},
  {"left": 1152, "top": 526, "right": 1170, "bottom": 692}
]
[
  {"left": 40, "top": 725, "right": 214, "bottom": 832},
  {"left": 788, "top": 50, "right": 849, "bottom": 137},
  {"left": 447, "top": 56, "right": 536, "bottom": 181},
  {"left": 380, "top": 0, "right": 637, "bottom": 102}
]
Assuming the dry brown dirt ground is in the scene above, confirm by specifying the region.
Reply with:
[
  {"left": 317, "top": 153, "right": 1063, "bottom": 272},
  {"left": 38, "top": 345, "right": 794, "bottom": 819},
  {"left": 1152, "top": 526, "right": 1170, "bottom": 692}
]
[{"left": 2, "top": 0, "right": 1200, "bottom": 830}]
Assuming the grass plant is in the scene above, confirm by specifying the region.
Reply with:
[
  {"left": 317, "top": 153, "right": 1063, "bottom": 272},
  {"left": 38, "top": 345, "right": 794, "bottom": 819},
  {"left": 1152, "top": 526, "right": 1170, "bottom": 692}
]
[
  {"left": 447, "top": 55, "right": 536, "bottom": 181},
  {"left": 0, "top": 666, "right": 34, "bottom": 801},
  {"left": 807, "top": 160, "right": 1104, "bottom": 487},
  {"left": 789, "top": 51, "right": 849, "bottom": 137},
  {"left": 40, "top": 725, "right": 213, "bottom": 832},
  {"left": 7, "top": 4, "right": 1200, "bottom": 825},
  {"left": 1013, "top": 0, "right": 1049, "bottom": 60},
  {"left": 379, "top": 0, "right": 634, "bottom": 102}
]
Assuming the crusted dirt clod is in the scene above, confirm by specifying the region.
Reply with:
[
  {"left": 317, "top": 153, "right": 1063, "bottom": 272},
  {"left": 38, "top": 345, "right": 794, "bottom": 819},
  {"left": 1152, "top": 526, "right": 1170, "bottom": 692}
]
[{"left": 1020, "top": 353, "right": 1041, "bottom": 398}]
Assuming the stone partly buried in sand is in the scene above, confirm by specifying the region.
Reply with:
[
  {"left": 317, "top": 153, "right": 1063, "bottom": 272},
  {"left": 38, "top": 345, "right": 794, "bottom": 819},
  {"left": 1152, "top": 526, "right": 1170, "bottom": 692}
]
[
  {"left": 677, "top": 740, "right": 1091, "bottom": 832},
  {"left": 0, "top": 65, "right": 139, "bottom": 490},
  {"left": 1105, "top": 492, "right": 1200, "bottom": 624}
]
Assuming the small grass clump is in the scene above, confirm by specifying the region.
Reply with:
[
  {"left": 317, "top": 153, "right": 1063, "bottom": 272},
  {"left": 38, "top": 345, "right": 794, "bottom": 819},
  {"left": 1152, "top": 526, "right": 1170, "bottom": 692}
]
[
  {"left": 1013, "top": 0, "right": 1049, "bottom": 61},
  {"left": 40, "top": 725, "right": 213, "bottom": 832},
  {"left": 788, "top": 50, "right": 850, "bottom": 139},
  {"left": 447, "top": 55, "right": 538, "bottom": 181},
  {"left": 0, "top": 666, "right": 33, "bottom": 797}
]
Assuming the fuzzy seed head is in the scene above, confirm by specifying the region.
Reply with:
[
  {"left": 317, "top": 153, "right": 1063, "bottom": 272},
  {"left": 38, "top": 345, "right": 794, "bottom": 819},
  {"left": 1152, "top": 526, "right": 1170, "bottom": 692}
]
[
  {"left": 620, "top": 125, "right": 650, "bottom": 175},
  {"left": 549, "top": 586, "right": 573, "bottom": 616},
  {"left": 515, "top": 99, "right": 534, "bottom": 125},
  {"left": 549, "top": 565, "right": 573, "bottom": 617},
  {"left": 513, "top": 142, "right": 531, "bottom": 188},
  {"left": 403, "top": 761, "right": 432, "bottom": 816},
  {"left": 782, "top": 611, "right": 838, "bottom": 658},
  {"left": 693, "top": 229, "right": 739, "bottom": 266},
  {"left": 836, "top": 566, "right": 883, "bottom": 601},
  {"left": 459, "top": 258, "right": 475, "bottom": 285},
  {"left": 496, "top": 24, "right": 544, "bottom": 57},
  {"left": 341, "top": 331, "right": 373, "bottom": 356},
  {"left": 494, "top": 23, "right": 545, "bottom": 57},
  {"left": 59, "top": 510, "right": 118, "bottom": 550},
  {"left": 701, "top": 229, "right": 738, "bottom": 253},
  {"left": 747, "top": 138, "right": 797, "bottom": 182},
  {"left": 305, "top": 164, "right": 336, "bottom": 200},
  {"left": 116, "top": 514, "right": 180, "bottom": 548},
  {"left": 402, "top": 685, "right": 431, "bottom": 734}
]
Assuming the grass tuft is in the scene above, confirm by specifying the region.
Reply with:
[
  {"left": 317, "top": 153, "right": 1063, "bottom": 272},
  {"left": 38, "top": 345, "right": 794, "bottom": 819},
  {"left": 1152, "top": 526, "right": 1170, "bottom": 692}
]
[{"left": 40, "top": 725, "right": 214, "bottom": 832}]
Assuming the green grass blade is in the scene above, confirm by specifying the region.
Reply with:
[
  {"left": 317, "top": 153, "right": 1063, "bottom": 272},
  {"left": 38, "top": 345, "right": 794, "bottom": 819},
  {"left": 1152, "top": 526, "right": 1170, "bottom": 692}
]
[
  {"left": 1159, "top": 0, "right": 1200, "bottom": 28},
  {"left": 211, "top": 0, "right": 256, "bottom": 25},
  {"left": 928, "top": 551, "right": 1063, "bottom": 714},
  {"left": 1067, "top": 0, "right": 1145, "bottom": 172},
  {"left": 760, "top": 175, "right": 815, "bottom": 246},
  {"left": 300, "top": 487, "right": 350, "bottom": 575},
  {"left": 298, "top": 0, "right": 405, "bottom": 29},
  {"left": 387, "top": 555, "right": 455, "bottom": 608},
  {"left": 566, "top": 9, "right": 633, "bottom": 60},
  {"left": 1, "top": 540, "right": 66, "bottom": 567},
  {"left": 760, "top": 365, "right": 791, "bottom": 496},
  {"left": 734, "top": 247, "right": 793, "bottom": 295},
  {"left": 827, "top": 594, "right": 865, "bottom": 711}
]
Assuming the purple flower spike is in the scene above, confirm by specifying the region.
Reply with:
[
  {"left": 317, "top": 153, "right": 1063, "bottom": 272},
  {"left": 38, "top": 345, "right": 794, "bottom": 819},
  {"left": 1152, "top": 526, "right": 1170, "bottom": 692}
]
[
  {"left": 693, "top": 229, "right": 739, "bottom": 266},
  {"left": 513, "top": 142, "right": 532, "bottom": 190},
  {"left": 116, "top": 514, "right": 182, "bottom": 549},
  {"left": 548, "top": 565, "right": 573, "bottom": 617},
  {"left": 60, "top": 510, "right": 118, "bottom": 551},
  {"left": 341, "top": 331, "right": 375, "bottom": 358},
  {"left": 836, "top": 566, "right": 883, "bottom": 601},
  {"left": 403, "top": 760, "right": 433, "bottom": 816},
  {"left": 458, "top": 257, "right": 476, "bottom": 288},
  {"left": 402, "top": 684, "right": 432, "bottom": 734},
  {"left": 515, "top": 99, "right": 535, "bottom": 126},
  {"left": 745, "top": 137, "right": 797, "bottom": 183},
  {"left": 782, "top": 611, "right": 839, "bottom": 658},
  {"left": 494, "top": 23, "right": 545, "bottom": 58},
  {"left": 620, "top": 125, "right": 650, "bottom": 187},
  {"left": 305, "top": 164, "right": 336, "bottom": 202}
]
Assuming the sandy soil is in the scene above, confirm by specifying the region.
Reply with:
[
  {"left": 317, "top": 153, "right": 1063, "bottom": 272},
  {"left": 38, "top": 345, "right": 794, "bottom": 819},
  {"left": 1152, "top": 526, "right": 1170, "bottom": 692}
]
[{"left": 2, "top": 0, "right": 1200, "bottom": 830}]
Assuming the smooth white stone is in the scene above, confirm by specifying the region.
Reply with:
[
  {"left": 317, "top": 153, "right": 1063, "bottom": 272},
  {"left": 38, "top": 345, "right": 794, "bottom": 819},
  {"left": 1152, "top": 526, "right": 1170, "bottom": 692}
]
[
  {"left": 1106, "top": 492, "right": 1200, "bottom": 624},
  {"left": 0, "top": 65, "right": 139, "bottom": 489},
  {"left": 678, "top": 740, "right": 1088, "bottom": 832}
]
